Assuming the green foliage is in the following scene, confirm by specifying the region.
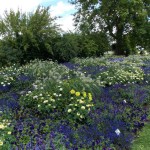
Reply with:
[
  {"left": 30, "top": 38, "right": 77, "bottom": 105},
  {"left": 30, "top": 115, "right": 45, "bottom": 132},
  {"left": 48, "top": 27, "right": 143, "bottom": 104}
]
[
  {"left": 0, "top": 6, "right": 60, "bottom": 66},
  {"left": 88, "top": 32, "right": 111, "bottom": 56},
  {"left": 53, "top": 32, "right": 109, "bottom": 62},
  {"left": 70, "top": 0, "right": 150, "bottom": 55},
  {"left": 52, "top": 33, "right": 79, "bottom": 62},
  {"left": 76, "top": 34, "right": 98, "bottom": 57}
]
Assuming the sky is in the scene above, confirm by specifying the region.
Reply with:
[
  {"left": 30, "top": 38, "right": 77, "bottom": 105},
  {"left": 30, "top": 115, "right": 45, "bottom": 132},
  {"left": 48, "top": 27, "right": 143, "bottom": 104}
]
[{"left": 0, "top": 0, "right": 76, "bottom": 32}]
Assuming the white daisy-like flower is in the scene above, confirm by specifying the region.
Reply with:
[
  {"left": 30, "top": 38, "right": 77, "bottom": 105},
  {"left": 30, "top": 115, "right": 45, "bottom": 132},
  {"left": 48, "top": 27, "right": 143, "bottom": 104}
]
[
  {"left": 68, "top": 109, "right": 72, "bottom": 113},
  {"left": 43, "top": 100, "right": 48, "bottom": 103},
  {"left": 77, "top": 112, "right": 80, "bottom": 116},
  {"left": 59, "top": 88, "right": 63, "bottom": 91},
  {"left": 33, "top": 95, "right": 38, "bottom": 99},
  {"left": 115, "top": 129, "right": 121, "bottom": 136},
  {"left": 81, "top": 106, "right": 85, "bottom": 110},
  {"left": 123, "top": 100, "right": 127, "bottom": 103}
]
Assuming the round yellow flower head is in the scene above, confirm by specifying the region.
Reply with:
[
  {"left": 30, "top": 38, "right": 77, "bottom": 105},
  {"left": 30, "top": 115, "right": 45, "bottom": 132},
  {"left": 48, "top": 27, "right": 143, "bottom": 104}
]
[
  {"left": 70, "top": 89, "right": 75, "bottom": 94},
  {"left": 75, "top": 92, "right": 80, "bottom": 97}
]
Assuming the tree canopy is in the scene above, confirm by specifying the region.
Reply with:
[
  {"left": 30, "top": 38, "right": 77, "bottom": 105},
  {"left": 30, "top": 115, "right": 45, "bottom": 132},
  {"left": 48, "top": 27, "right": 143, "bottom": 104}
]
[{"left": 70, "top": 0, "right": 150, "bottom": 55}]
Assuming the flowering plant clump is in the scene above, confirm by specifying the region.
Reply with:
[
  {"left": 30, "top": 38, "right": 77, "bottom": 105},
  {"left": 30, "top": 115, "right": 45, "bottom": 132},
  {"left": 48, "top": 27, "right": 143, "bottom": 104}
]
[
  {"left": 0, "top": 66, "right": 16, "bottom": 89},
  {"left": 20, "top": 84, "right": 94, "bottom": 121},
  {"left": 66, "top": 89, "right": 94, "bottom": 121},
  {"left": 0, "top": 116, "right": 14, "bottom": 149},
  {"left": 71, "top": 57, "right": 108, "bottom": 67},
  {"left": 95, "top": 65, "right": 144, "bottom": 86},
  {"left": 0, "top": 55, "right": 150, "bottom": 149}
]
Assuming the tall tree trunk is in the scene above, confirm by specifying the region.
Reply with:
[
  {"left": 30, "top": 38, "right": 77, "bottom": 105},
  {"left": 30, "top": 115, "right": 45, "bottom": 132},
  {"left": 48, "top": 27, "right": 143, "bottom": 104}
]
[{"left": 115, "top": 25, "right": 126, "bottom": 55}]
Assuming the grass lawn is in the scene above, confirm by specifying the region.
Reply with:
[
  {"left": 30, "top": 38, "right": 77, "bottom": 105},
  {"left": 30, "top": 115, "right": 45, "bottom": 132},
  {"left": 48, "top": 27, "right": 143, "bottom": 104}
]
[{"left": 132, "top": 115, "right": 150, "bottom": 150}]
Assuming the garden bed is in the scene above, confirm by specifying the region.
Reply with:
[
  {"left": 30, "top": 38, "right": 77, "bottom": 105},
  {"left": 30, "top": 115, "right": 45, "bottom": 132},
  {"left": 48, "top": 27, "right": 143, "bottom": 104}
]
[{"left": 0, "top": 55, "right": 150, "bottom": 149}]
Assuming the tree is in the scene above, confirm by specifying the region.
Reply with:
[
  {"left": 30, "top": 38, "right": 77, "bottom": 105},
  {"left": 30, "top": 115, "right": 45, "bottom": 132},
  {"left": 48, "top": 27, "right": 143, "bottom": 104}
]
[
  {"left": 70, "top": 0, "right": 150, "bottom": 55},
  {"left": 0, "top": 6, "right": 60, "bottom": 66}
]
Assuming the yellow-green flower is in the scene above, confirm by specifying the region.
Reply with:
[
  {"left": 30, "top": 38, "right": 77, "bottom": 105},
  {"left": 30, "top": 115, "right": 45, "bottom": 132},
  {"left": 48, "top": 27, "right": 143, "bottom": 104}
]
[
  {"left": 75, "top": 92, "right": 80, "bottom": 97},
  {"left": 88, "top": 93, "right": 92, "bottom": 101},
  {"left": 80, "top": 115, "right": 84, "bottom": 119},
  {"left": 77, "top": 112, "right": 80, "bottom": 116},
  {"left": 79, "top": 100, "right": 84, "bottom": 104},
  {"left": 0, "top": 124, "right": 5, "bottom": 129},
  {"left": 0, "top": 140, "right": 3, "bottom": 146},
  {"left": 81, "top": 106, "right": 85, "bottom": 110},
  {"left": 70, "top": 89, "right": 75, "bottom": 94},
  {"left": 8, "top": 131, "right": 11, "bottom": 135},
  {"left": 83, "top": 92, "right": 87, "bottom": 98},
  {"left": 68, "top": 109, "right": 72, "bottom": 113}
]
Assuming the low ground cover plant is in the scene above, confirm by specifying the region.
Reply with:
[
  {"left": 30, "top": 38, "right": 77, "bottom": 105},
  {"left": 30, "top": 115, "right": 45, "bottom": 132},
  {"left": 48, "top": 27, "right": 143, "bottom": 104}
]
[{"left": 0, "top": 55, "right": 150, "bottom": 149}]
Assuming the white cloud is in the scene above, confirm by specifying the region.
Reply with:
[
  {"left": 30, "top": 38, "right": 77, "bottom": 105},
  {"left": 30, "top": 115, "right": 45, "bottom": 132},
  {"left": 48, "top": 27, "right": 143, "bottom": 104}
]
[
  {"left": 50, "top": 1, "right": 76, "bottom": 32},
  {"left": 50, "top": 1, "right": 75, "bottom": 16},
  {"left": 0, "top": 0, "right": 44, "bottom": 15},
  {"left": 0, "top": 0, "right": 76, "bottom": 32},
  {"left": 56, "top": 15, "right": 75, "bottom": 32}
]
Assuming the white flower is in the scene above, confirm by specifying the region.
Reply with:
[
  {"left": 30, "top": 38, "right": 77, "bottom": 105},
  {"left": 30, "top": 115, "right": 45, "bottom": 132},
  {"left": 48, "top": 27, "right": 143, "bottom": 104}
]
[
  {"left": 51, "top": 99, "right": 55, "bottom": 102},
  {"left": 53, "top": 93, "right": 57, "bottom": 96},
  {"left": 59, "top": 94, "right": 62, "bottom": 97},
  {"left": 33, "top": 95, "right": 38, "bottom": 99},
  {"left": 28, "top": 91, "right": 32, "bottom": 94},
  {"left": 0, "top": 124, "right": 5, "bottom": 129},
  {"left": 38, "top": 105, "right": 41, "bottom": 107},
  {"left": 123, "top": 100, "right": 127, "bottom": 103},
  {"left": 0, "top": 140, "right": 3, "bottom": 146},
  {"left": 115, "top": 129, "right": 121, "bottom": 136},
  {"left": 81, "top": 106, "right": 85, "bottom": 110},
  {"left": 43, "top": 100, "right": 48, "bottom": 103},
  {"left": 77, "top": 112, "right": 80, "bottom": 116},
  {"left": 80, "top": 115, "right": 84, "bottom": 118},
  {"left": 39, "top": 94, "right": 43, "bottom": 96},
  {"left": 33, "top": 84, "right": 38, "bottom": 89},
  {"left": 68, "top": 109, "right": 72, "bottom": 113},
  {"left": 7, "top": 131, "right": 11, "bottom": 135},
  {"left": 79, "top": 100, "right": 84, "bottom": 104},
  {"left": 59, "top": 88, "right": 63, "bottom": 91}
]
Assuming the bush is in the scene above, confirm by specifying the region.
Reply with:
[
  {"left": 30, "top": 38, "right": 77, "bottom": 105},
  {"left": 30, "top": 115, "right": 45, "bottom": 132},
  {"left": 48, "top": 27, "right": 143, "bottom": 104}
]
[{"left": 0, "top": 6, "right": 59, "bottom": 66}]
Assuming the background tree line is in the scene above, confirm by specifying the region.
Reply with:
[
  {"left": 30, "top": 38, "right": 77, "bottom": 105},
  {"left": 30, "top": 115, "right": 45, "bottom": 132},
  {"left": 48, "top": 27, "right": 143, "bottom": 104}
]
[{"left": 0, "top": 0, "right": 149, "bottom": 67}]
